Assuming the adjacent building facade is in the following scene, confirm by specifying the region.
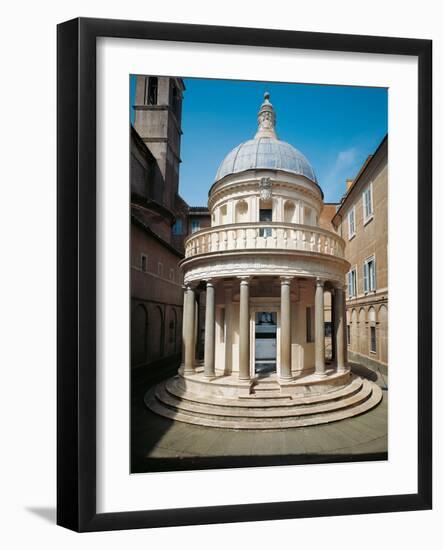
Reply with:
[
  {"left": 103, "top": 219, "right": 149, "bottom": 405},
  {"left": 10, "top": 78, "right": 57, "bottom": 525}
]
[
  {"left": 131, "top": 76, "right": 209, "bottom": 370},
  {"left": 332, "top": 136, "right": 388, "bottom": 374}
]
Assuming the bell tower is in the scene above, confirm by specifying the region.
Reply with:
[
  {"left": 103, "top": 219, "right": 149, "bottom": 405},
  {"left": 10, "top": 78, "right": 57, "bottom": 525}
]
[{"left": 133, "top": 76, "right": 185, "bottom": 210}]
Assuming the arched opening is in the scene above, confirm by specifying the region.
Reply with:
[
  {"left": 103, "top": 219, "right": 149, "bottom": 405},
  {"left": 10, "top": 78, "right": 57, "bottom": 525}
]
[
  {"left": 150, "top": 305, "right": 164, "bottom": 361},
  {"left": 235, "top": 200, "right": 249, "bottom": 223},
  {"left": 378, "top": 305, "right": 388, "bottom": 364},
  {"left": 132, "top": 304, "right": 148, "bottom": 366},
  {"left": 351, "top": 308, "right": 358, "bottom": 352},
  {"left": 358, "top": 308, "right": 367, "bottom": 354},
  {"left": 168, "top": 308, "right": 178, "bottom": 353},
  {"left": 368, "top": 306, "right": 377, "bottom": 355},
  {"left": 284, "top": 200, "right": 295, "bottom": 223}
]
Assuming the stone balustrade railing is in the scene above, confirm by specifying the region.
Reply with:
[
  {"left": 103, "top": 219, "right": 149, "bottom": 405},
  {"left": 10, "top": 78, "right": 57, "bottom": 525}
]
[{"left": 184, "top": 222, "right": 345, "bottom": 259}]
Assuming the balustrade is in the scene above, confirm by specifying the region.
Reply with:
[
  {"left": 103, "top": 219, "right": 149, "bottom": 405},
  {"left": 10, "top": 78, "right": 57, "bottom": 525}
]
[{"left": 184, "top": 222, "right": 345, "bottom": 260}]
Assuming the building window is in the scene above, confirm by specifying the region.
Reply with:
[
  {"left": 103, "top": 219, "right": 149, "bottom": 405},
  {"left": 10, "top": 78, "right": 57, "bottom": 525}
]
[
  {"left": 370, "top": 326, "right": 377, "bottom": 353},
  {"left": 147, "top": 76, "right": 158, "bottom": 105},
  {"left": 363, "top": 183, "right": 374, "bottom": 223},
  {"left": 259, "top": 208, "right": 272, "bottom": 237},
  {"left": 172, "top": 219, "right": 183, "bottom": 235},
  {"left": 158, "top": 262, "right": 163, "bottom": 277},
  {"left": 191, "top": 219, "right": 200, "bottom": 233},
  {"left": 306, "top": 306, "right": 314, "bottom": 343},
  {"left": 348, "top": 267, "right": 357, "bottom": 298},
  {"left": 141, "top": 254, "right": 148, "bottom": 272},
  {"left": 363, "top": 257, "right": 376, "bottom": 293},
  {"left": 348, "top": 207, "right": 356, "bottom": 239},
  {"left": 347, "top": 324, "right": 351, "bottom": 346}
]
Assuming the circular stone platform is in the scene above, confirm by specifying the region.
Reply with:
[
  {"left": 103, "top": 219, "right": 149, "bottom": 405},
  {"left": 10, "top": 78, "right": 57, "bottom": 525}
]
[{"left": 145, "top": 366, "right": 383, "bottom": 430}]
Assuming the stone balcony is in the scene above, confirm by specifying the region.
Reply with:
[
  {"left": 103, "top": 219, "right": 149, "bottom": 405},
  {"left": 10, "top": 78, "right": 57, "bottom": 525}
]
[{"left": 184, "top": 222, "right": 345, "bottom": 260}]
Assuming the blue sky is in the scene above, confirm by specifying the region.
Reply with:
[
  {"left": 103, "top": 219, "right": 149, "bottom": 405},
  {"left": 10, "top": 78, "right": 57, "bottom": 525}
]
[{"left": 130, "top": 77, "right": 387, "bottom": 204}]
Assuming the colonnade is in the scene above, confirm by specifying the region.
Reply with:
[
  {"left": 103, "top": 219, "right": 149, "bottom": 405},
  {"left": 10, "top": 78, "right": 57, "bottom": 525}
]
[{"left": 182, "top": 277, "right": 347, "bottom": 380}]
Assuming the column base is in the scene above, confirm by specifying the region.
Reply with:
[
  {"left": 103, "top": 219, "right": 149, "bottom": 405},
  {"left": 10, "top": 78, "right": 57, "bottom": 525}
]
[{"left": 313, "top": 371, "right": 328, "bottom": 378}]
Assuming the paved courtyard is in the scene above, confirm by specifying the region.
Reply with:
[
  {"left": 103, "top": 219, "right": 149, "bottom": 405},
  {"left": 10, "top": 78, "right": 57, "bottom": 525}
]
[{"left": 131, "top": 362, "right": 388, "bottom": 473}]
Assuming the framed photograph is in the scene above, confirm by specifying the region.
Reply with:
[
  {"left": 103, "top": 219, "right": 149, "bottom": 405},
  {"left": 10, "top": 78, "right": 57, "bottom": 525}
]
[{"left": 57, "top": 17, "right": 432, "bottom": 531}]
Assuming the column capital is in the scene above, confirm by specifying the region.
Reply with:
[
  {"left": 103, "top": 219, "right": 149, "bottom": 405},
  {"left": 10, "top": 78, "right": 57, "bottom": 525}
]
[
  {"left": 204, "top": 278, "right": 215, "bottom": 288},
  {"left": 280, "top": 276, "right": 294, "bottom": 285},
  {"left": 316, "top": 277, "right": 325, "bottom": 288},
  {"left": 334, "top": 281, "right": 344, "bottom": 290},
  {"left": 238, "top": 276, "right": 252, "bottom": 285},
  {"left": 183, "top": 282, "right": 197, "bottom": 291}
]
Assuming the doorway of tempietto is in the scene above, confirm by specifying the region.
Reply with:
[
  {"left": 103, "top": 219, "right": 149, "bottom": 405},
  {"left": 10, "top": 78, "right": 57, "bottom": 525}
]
[{"left": 254, "top": 311, "right": 277, "bottom": 376}]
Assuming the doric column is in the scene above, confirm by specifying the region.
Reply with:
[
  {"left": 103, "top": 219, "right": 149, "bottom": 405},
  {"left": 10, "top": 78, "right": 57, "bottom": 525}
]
[
  {"left": 204, "top": 280, "right": 216, "bottom": 378},
  {"left": 331, "top": 290, "right": 336, "bottom": 364},
  {"left": 315, "top": 278, "right": 326, "bottom": 376},
  {"left": 194, "top": 293, "right": 199, "bottom": 359},
  {"left": 334, "top": 284, "right": 345, "bottom": 373},
  {"left": 224, "top": 282, "right": 233, "bottom": 373},
  {"left": 183, "top": 285, "right": 196, "bottom": 373},
  {"left": 238, "top": 277, "right": 251, "bottom": 380},
  {"left": 280, "top": 277, "right": 293, "bottom": 380},
  {"left": 181, "top": 285, "right": 188, "bottom": 356}
]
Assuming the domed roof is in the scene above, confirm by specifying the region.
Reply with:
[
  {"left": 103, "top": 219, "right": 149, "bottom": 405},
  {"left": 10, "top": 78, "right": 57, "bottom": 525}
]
[
  {"left": 214, "top": 92, "right": 318, "bottom": 184},
  {"left": 215, "top": 137, "right": 317, "bottom": 183}
]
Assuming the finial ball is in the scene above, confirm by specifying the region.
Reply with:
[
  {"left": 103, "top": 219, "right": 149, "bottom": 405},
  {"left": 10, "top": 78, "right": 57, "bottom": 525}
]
[{"left": 264, "top": 91, "right": 270, "bottom": 101}]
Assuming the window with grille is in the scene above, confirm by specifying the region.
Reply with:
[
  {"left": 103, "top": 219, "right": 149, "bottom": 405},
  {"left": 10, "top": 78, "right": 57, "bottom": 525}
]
[{"left": 370, "top": 326, "right": 377, "bottom": 352}]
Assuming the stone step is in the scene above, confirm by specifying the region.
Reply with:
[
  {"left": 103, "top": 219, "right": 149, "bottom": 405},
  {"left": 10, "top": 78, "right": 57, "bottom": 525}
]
[
  {"left": 251, "top": 389, "right": 285, "bottom": 398},
  {"left": 165, "top": 376, "right": 363, "bottom": 408},
  {"left": 153, "top": 379, "right": 372, "bottom": 421},
  {"left": 145, "top": 384, "right": 383, "bottom": 430}
]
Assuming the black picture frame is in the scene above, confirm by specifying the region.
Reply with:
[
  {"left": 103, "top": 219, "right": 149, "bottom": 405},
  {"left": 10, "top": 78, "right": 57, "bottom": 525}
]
[{"left": 57, "top": 17, "right": 432, "bottom": 532}]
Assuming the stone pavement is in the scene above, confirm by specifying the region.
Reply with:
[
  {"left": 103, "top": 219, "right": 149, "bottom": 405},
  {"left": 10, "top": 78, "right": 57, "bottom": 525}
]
[{"left": 131, "top": 362, "right": 388, "bottom": 473}]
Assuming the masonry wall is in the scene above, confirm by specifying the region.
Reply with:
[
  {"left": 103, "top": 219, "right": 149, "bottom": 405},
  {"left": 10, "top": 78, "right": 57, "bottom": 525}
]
[
  {"left": 131, "top": 223, "right": 184, "bottom": 368},
  {"left": 334, "top": 139, "right": 388, "bottom": 373}
]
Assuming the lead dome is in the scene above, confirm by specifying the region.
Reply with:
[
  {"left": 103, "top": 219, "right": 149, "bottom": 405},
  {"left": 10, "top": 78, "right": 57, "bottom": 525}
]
[{"left": 214, "top": 92, "right": 318, "bottom": 184}]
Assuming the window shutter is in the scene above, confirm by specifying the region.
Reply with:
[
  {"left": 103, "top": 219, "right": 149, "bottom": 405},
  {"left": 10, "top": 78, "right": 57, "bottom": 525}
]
[
  {"left": 348, "top": 272, "right": 352, "bottom": 296},
  {"left": 371, "top": 259, "right": 376, "bottom": 290},
  {"left": 363, "top": 262, "right": 368, "bottom": 293}
]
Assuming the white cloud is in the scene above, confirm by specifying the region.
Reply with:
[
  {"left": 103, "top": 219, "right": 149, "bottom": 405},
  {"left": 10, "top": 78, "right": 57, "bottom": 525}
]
[
  {"left": 334, "top": 147, "right": 359, "bottom": 172},
  {"left": 324, "top": 147, "right": 361, "bottom": 184}
]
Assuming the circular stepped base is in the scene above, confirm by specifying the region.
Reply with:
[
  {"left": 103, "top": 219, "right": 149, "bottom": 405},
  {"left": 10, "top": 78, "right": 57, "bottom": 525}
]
[{"left": 145, "top": 370, "right": 383, "bottom": 430}]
